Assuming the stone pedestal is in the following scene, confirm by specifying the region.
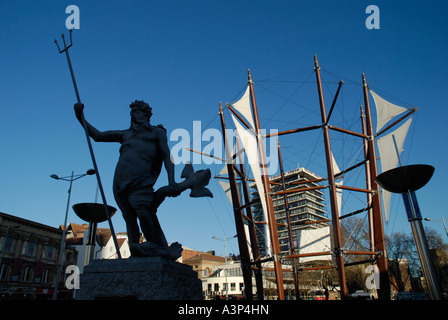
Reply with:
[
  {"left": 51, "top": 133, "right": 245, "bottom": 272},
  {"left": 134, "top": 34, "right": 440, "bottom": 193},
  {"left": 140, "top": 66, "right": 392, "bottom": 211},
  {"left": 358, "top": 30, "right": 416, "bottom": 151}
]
[{"left": 76, "top": 256, "right": 202, "bottom": 300}]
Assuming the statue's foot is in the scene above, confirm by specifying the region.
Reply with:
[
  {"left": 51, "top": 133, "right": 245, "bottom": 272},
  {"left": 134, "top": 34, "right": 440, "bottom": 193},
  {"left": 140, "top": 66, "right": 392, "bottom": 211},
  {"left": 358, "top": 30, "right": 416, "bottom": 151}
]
[
  {"left": 130, "top": 242, "right": 168, "bottom": 257},
  {"left": 167, "top": 242, "right": 183, "bottom": 260},
  {"left": 129, "top": 241, "right": 183, "bottom": 260}
]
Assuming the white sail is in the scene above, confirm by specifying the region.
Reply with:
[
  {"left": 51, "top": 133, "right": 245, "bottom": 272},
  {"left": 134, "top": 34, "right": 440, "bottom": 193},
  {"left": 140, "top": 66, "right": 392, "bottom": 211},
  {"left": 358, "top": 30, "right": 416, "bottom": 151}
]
[
  {"left": 331, "top": 152, "right": 343, "bottom": 216},
  {"left": 232, "top": 85, "right": 255, "bottom": 130},
  {"left": 219, "top": 163, "right": 228, "bottom": 175},
  {"left": 218, "top": 179, "right": 232, "bottom": 204},
  {"left": 244, "top": 223, "right": 253, "bottom": 260},
  {"left": 217, "top": 166, "right": 254, "bottom": 259},
  {"left": 377, "top": 117, "right": 412, "bottom": 222},
  {"left": 231, "top": 113, "right": 272, "bottom": 257},
  {"left": 295, "top": 226, "right": 332, "bottom": 263},
  {"left": 370, "top": 90, "right": 408, "bottom": 133}
]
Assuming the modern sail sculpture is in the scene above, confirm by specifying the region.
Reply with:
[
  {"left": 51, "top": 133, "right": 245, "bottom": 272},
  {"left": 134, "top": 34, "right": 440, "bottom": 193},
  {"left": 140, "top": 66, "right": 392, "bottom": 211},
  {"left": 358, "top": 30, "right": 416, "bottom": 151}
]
[
  {"left": 370, "top": 90, "right": 408, "bottom": 133},
  {"left": 370, "top": 90, "right": 414, "bottom": 223},
  {"left": 217, "top": 71, "right": 286, "bottom": 300},
  {"left": 230, "top": 112, "right": 273, "bottom": 256},
  {"left": 217, "top": 165, "right": 235, "bottom": 203},
  {"left": 217, "top": 93, "right": 271, "bottom": 300},
  {"left": 377, "top": 118, "right": 412, "bottom": 222},
  {"left": 216, "top": 161, "right": 255, "bottom": 260},
  {"left": 213, "top": 65, "right": 417, "bottom": 301},
  {"left": 217, "top": 88, "right": 274, "bottom": 257},
  {"left": 295, "top": 226, "right": 332, "bottom": 263},
  {"left": 331, "top": 152, "right": 343, "bottom": 215},
  {"left": 232, "top": 85, "right": 256, "bottom": 129}
]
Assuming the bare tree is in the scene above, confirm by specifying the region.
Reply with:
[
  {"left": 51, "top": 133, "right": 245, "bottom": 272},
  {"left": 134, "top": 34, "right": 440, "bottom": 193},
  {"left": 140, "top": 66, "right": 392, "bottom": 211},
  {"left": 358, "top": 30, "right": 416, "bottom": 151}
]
[{"left": 386, "top": 227, "right": 448, "bottom": 292}]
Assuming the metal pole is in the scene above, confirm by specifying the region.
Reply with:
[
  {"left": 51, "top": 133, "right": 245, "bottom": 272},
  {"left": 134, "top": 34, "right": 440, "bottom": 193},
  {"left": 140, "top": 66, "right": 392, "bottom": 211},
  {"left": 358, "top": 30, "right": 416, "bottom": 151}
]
[
  {"left": 248, "top": 70, "right": 285, "bottom": 300},
  {"left": 84, "top": 222, "right": 98, "bottom": 266},
  {"left": 442, "top": 217, "right": 448, "bottom": 238},
  {"left": 392, "top": 136, "right": 443, "bottom": 300},
  {"left": 425, "top": 217, "right": 448, "bottom": 238},
  {"left": 362, "top": 73, "right": 390, "bottom": 300},
  {"left": 225, "top": 237, "right": 228, "bottom": 299},
  {"left": 360, "top": 106, "right": 375, "bottom": 253},
  {"left": 277, "top": 140, "right": 300, "bottom": 299},
  {"left": 408, "top": 214, "right": 443, "bottom": 300},
  {"left": 53, "top": 171, "right": 73, "bottom": 300},
  {"left": 235, "top": 136, "right": 264, "bottom": 300},
  {"left": 218, "top": 102, "right": 254, "bottom": 300},
  {"left": 314, "top": 56, "right": 348, "bottom": 299}
]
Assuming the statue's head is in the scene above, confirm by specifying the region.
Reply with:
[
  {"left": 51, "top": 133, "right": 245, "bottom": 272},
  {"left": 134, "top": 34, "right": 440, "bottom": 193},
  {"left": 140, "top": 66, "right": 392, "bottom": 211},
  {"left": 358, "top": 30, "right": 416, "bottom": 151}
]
[{"left": 130, "top": 100, "right": 152, "bottom": 119}]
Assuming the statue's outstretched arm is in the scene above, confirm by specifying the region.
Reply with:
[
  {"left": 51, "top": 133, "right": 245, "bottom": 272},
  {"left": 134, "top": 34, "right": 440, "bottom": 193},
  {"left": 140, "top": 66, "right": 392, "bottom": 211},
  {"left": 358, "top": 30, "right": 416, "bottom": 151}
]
[{"left": 74, "top": 103, "right": 123, "bottom": 142}]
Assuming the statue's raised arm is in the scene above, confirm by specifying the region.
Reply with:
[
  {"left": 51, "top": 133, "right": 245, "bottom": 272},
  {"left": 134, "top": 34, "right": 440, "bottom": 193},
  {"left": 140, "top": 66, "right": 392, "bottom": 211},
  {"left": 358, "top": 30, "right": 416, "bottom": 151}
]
[{"left": 74, "top": 103, "right": 124, "bottom": 143}]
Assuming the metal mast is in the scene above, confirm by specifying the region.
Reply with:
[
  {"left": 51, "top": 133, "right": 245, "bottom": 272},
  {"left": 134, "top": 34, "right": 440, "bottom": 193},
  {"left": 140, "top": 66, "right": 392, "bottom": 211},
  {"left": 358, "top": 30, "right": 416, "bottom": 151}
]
[
  {"left": 362, "top": 74, "right": 391, "bottom": 300},
  {"left": 219, "top": 102, "right": 255, "bottom": 299},
  {"left": 248, "top": 70, "right": 286, "bottom": 300},
  {"left": 277, "top": 140, "right": 300, "bottom": 299},
  {"left": 314, "top": 55, "right": 349, "bottom": 299}
]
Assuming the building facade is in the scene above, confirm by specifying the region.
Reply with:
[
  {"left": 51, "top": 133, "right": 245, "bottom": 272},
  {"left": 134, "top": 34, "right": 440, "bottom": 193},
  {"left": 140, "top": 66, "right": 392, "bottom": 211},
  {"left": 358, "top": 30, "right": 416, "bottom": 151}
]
[
  {"left": 251, "top": 165, "right": 328, "bottom": 258},
  {"left": 0, "top": 212, "right": 77, "bottom": 300},
  {"left": 64, "top": 223, "right": 130, "bottom": 274},
  {"left": 201, "top": 260, "right": 300, "bottom": 300},
  {"left": 182, "top": 251, "right": 225, "bottom": 279}
]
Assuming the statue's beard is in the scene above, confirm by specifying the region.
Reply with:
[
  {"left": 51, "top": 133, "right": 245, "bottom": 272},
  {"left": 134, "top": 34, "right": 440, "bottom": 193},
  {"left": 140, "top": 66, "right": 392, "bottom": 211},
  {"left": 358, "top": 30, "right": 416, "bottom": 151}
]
[{"left": 130, "top": 116, "right": 150, "bottom": 133}]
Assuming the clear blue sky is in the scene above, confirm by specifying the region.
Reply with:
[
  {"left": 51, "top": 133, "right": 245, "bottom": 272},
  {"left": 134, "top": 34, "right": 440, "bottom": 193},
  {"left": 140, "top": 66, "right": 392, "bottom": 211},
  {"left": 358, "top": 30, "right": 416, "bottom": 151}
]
[{"left": 1, "top": 1, "right": 447, "bottom": 256}]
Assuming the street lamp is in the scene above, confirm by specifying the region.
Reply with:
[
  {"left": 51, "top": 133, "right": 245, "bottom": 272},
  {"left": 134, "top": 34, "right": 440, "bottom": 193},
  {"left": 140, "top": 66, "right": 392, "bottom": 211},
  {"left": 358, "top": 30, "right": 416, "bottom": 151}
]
[
  {"left": 50, "top": 169, "right": 95, "bottom": 300},
  {"left": 212, "top": 234, "right": 237, "bottom": 299},
  {"left": 424, "top": 217, "right": 448, "bottom": 238}
]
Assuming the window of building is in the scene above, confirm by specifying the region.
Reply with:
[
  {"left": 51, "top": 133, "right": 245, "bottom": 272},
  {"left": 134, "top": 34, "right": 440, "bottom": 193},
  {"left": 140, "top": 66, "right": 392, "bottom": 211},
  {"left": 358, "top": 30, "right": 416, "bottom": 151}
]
[
  {"left": 43, "top": 245, "right": 56, "bottom": 260},
  {"left": 230, "top": 283, "right": 236, "bottom": 291},
  {"left": 66, "top": 253, "right": 73, "bottom": 264},
  {"left": 0, "top": 236, "right": 14, "bottom": 253},
  {"left": 43, "top": 269, "right": 51, "bottom": 283},
  {"left": 22, "top": 266, "right": 32, "bottom": 282},
  {"left": 214, "top": 283, "right": 219, "bottom": 292},
  {"left": 0, "top": 264, "right": 7, "bottom": 280},
  {"left": 22, "top": 241, "right": 36, "bottom": 257}
]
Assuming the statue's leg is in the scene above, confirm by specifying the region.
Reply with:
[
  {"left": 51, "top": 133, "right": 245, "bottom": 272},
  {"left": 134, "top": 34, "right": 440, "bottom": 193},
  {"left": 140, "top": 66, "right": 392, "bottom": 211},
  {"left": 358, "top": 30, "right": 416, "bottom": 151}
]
[
  {"left": 128, "top": 187, "right": 169, "bottom": 250},
  {"left": 140, "top": 209, "right": 169, "bottom": 249},
  {"left": 114, "top": 191, "right": 140, "bottom": 245}
]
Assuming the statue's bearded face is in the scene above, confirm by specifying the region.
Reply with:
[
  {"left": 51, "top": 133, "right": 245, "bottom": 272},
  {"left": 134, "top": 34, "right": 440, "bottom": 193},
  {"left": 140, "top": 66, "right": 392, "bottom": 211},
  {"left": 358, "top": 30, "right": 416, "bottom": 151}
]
[
  {"left": 129, "top": 101, "right": 152, "bottom": 131},
  {"left": 130, "top": 108, "right": 152, "bottom": 132},
  {"left": 131, "top": 108, "right": 149, "bottom": 123}
]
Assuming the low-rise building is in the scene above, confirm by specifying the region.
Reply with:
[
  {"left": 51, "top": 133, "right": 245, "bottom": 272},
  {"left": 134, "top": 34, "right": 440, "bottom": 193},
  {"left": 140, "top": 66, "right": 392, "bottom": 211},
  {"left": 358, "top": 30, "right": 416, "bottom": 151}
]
[
  {"left": 0, "top": 212, "right": 77, "bottom": 300},
  {"left": 182, "top": 251, "right": 225, "bottom": 279},
  {"left": 63, "top": 223, "right": 130, "bottom": 273}
]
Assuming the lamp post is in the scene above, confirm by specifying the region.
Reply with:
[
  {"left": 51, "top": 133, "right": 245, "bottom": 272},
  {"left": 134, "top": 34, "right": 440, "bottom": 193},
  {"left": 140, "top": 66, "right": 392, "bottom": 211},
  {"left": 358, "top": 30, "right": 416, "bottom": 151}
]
[
  {"left": 375, "top": 135, "right": 443, "bottom": 300},
  {"left": 50, "top": 169, "right": 95, "bottom": 300},
  {"left": 212, "top": 235, "right": 237, "bottom": 299},
  {"left": 424, "top": 217, "right": 448, "bottom": 239}
]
